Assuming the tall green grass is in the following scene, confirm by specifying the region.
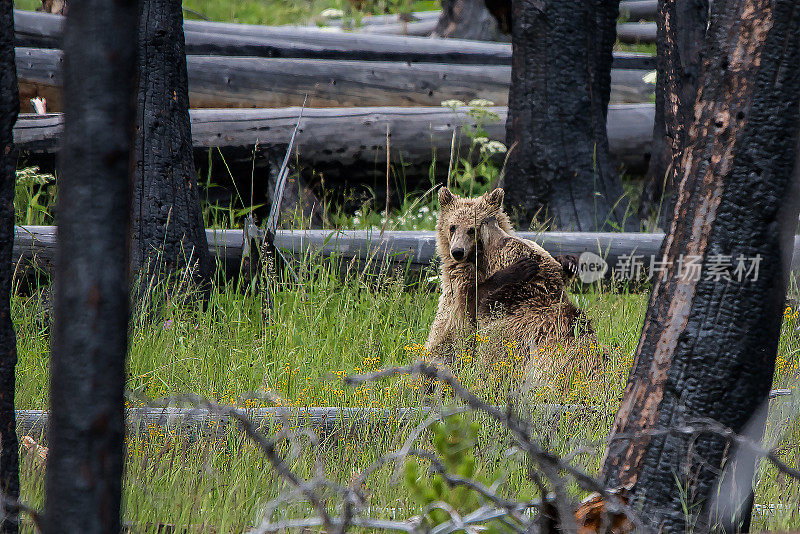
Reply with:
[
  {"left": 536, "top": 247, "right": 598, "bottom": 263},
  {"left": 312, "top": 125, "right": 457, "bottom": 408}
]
[
  {"left": 11, "top": 252, "right": 800, "bottom": 531},
  {"left": 13, "top": 0, "right": 440, "bottom": 26}
]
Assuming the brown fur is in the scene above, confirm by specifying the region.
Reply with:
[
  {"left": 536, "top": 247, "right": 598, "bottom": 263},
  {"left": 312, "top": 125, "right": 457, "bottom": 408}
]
[
  {"left": 477, "top": 217, "right": 592, "bottom": 347},
  {"left": 424, "top": 188, "right": 603, "bottom": 394},
  {"left": 424, "top": 187, "right": 512, "bottom": 360},
  {"left": 476, "top": 218, "right": 603, "bottom": 390},
  {"left": 40, "top": 0, "right": 67, "bottom": 14}
]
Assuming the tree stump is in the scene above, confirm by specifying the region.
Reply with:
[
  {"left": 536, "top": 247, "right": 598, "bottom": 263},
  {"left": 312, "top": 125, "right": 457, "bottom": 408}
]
[{"left": 433, "top": 0, "right": 507, "bottom": 41}]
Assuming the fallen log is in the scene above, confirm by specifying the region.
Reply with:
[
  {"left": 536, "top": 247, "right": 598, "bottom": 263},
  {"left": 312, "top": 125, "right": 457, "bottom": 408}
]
[
  {"left": 15, "top": 48, "right": 655, "bottom": 112},
  {"left": 16, "top": 404, "right": 582, "bottom": 441},
  {"left": 321, "top": 2, "right": 656, "bottom": 27},
  {"left": 13, "top": 9, "right": 654, "bottom": 69},
  {"left": 14, "top": 226, "right": 800, "bottom": 278},
  {"left": 13, "top": 104, "right": 656, "bottom": 173},
  {"left": 351, "top": 18, "right": 437, "bottom": 35},
  {"left": 618, "top": 0, "right": 657, "bottom": 21},
  {"left": 323, "top": 10, "right": 442, "bottom": 27},
  {"left": 617, "top": 22, "right": 657, "bottom": 44}
]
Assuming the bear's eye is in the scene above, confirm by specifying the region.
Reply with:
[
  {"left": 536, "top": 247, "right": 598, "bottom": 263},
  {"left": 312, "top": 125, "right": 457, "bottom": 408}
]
[
  {"left": 449, "top": 225, "right": 456, "bottom": 234},
  {"left": 467, "top": 228, "right": 475, "bottom": 236}
]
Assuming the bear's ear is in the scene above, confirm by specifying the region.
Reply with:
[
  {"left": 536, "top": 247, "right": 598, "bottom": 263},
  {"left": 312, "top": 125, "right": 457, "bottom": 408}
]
[
  {"left": 439, "top": 187, "right": 454, "bottom": 208},
  {"left": 484, "top": 188, "right": 504, "bottom": 207}
]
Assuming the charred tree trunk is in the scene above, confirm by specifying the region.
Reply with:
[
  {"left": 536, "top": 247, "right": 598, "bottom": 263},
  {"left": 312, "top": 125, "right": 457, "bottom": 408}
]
[
  {"left": 501, "top": 0, "right": 632, "bottom": 231},
  {"left": 132, "top": 0, "right": 213, "bottom": 287},
  {"left": 44, "top": 0, "right": 137, "bottom": 532},
  {"left": 638, "top": 0, "right": 708, "bottom": 226},
  {"left": 433, "top": 0, "right": 506, "bottom": 41},
  {"left": 0, "top": 5, "right": 20, "bottom": 533},
  {"left": 602, "top": 0, "right": 800, "bottom": 531}
]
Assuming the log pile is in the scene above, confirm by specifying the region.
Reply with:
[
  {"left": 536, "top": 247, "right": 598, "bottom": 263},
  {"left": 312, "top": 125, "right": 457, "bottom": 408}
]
[
  {"left": 15, "top": 47, "right": 654, "bottom": 113},
  {"left": 14, "top": 9, "right": 654, "bottom": 68},
  {"left": 14, "top": 104, "right": 655, "bottom": 173},
  {"left": 12, "top": 5, "right": 657, "bottom": 195}
]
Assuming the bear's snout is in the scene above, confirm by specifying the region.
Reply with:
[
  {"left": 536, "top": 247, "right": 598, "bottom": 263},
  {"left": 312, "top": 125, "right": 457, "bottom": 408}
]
[{"left": 450, "top": 247, "right": 466, "bottom": 261}]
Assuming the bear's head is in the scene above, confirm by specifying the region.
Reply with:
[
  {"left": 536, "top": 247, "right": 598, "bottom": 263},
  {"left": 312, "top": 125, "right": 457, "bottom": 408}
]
[{"left": 436, "top": 187, "right": 513, "bottom": 266}]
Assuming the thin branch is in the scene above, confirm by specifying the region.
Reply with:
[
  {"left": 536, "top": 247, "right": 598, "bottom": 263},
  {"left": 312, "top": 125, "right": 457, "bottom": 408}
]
[
  {"left": 611, "top": 416, "right": 800, "bottom": 482},
  {"left": 177, "top": 395, "right": 335, "bottom": 531},
  {"left": 347, "top": 362, "right": 646, "bottom": 531}
]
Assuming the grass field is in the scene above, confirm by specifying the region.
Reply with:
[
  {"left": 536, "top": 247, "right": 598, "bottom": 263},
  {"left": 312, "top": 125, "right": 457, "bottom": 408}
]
[
  {"left": 10, "top": 254, "right": 800, "bottom": 531},
  {"left": 6, "top": 2, "right": 791, "bottom": 529},
  {"left": 14, "top": 0, "right": 440, "bottom": 26}
]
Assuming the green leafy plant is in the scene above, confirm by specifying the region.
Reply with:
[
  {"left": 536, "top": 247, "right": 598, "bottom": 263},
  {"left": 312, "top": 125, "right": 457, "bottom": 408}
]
[
  {"left": 404, "top": 413, "right": 525, "bottom": 533},
  {"left": 15, "top": 167, "right": 57, "bottom": 226},
  {"left": 441, "top": 99, "right": 507, "bottom": 198}
]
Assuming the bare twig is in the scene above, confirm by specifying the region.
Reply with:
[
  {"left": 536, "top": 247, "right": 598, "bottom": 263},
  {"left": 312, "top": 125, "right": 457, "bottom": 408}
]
[
  {"left": 611, "top": 416, "right": 800, "bottom": 482},
  {"left": 346, "top": 362, "right": 646, "bottom": 531},
  {"left": 178, "top": 395, "right": 335, "bottom": 531}
]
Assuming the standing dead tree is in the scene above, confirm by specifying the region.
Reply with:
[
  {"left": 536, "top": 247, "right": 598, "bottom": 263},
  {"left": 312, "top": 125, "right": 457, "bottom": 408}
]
[
  {"left": 0, "top": 4, "right": 20, "bottom": 533},
  {"left": 132, "top": 0, "right": 213, "bottom": 290},
  {"left": 44, "top": 0, "right": 137, "bottom": 532},
  {"left": 500, "top": 0, "right": 633, "bottom": 231},
  {"left": 602, "top": 0, "right": 800, "bottom": 530},
  {"left": 638, "top": 0, "right": 709, "bottom": 226}
]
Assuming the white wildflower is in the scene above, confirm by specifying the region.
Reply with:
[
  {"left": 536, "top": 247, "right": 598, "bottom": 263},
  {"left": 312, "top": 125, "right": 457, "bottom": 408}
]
[
  {"left": 468, "top": 99, "right": 495, "bottom": 108},
  {"left": 320, "top": 8, "right": 344, "bottom": 19},
  {"left": 480, "top": 141, "right": 507, "bottom": 155},
  {"left": 441, "top": 100, "right": 466, "bottom": 109}
]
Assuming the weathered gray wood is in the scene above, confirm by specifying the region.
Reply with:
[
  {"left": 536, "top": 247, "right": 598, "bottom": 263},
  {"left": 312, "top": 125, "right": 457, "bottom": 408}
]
[
  {"left": 15, "top": 47, "right": 655, "bottom": 111},
  {"left": 14, "top": 226, "right": 800, "bottom": 277},
  {"left": 322, "top": 10, "right": 442, "bottom": 27},
  {"left": 15, "top": 47, "right": 63, "bottom": 111},
  {"left": 321, "top": 3, "right": 656, "bottom": 27},
  {"left": 355, "top": 19, "right": 437, "bottom": 35},
  {"left": 617, "top": 22, "right": 657, "bottom": 44},
  {"left": 16, "top": 404, "right": 581, "bottom": 441},
  {"left": 17, "top": 407, "right": 426, "bottom": 440},
  {"left": 13, "top": 104, "right": 655, "bottom": 172},
  {"left": 619, "top": 0, "right": 658, "bottom": 21},
  {"left": 13, "top": 9, "right": 655, "bottom": 69}
]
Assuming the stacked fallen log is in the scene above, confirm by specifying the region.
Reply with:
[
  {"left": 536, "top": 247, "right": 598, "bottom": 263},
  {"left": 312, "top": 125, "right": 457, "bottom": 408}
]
[
  {"left": 618, "top": 0, "right": 658, "bottom": 21},
  {"left": 16, "top": 404, "right": 583, "bottom": 441},
  {"left": 14, "top": 9, "right": 654, "bottom": 68},
  {"left": 15, "top": 47, "right": 654, "bottom": 112},
  {"left": 616, "top": 22, "right": 657, "bottom": 44},
  {"left": 14, "top": 226, "right": 800, "bottom": 276},
  {"left": 13, "top": 104, "right": 656, "bottom": 173},
  {"left": 322, "top": 10, "right": 443, "bottom": 28}
]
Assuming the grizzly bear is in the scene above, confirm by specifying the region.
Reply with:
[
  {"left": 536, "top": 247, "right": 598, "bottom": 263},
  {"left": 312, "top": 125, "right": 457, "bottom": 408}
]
[
  {"left": 476, "top": 216, "right": 594, "bottom": 348},
  {"left": 424, "top": 186, "right": 508, "bottom": 361},
  {"left": 424, "top": 187, "right": 600, "bottom": 386}
]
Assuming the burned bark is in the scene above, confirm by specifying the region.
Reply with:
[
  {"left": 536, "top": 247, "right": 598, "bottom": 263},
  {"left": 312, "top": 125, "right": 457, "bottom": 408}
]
[
  {"left": 132, "top": 0, "right": 213, "bottom": 287},
  {"left": 639, "top": 0, "right": 708, "bottom": 226},
  {"left": 44, "top": 0, "right": 137, "bottom": 532},
  {"left": 602, "top": 0, "right": 800, "bottom": 530},
  {"left": 501, "top": 0, "right": 633, "bottom": 231},
  {"left": 0, "top": 4, "right": 20, "bottom": 533}
]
